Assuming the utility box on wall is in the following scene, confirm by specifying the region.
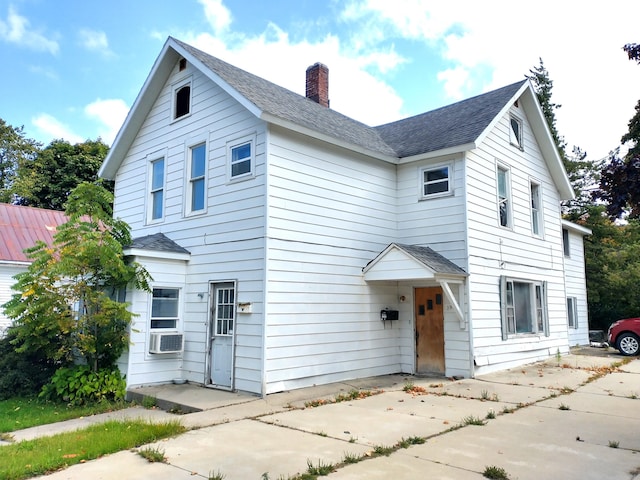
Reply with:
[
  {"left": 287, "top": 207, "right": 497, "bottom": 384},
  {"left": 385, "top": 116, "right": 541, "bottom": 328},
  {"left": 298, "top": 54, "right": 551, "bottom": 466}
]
[{"left": 380, "top": 309, "right": 399, "bottom": 321}]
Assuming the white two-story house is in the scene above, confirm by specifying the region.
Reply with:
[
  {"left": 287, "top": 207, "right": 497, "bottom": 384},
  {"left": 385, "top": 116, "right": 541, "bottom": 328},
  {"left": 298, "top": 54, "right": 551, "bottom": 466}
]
[{"left": 99, "top": 37, "right": 590, "bottom": 396}]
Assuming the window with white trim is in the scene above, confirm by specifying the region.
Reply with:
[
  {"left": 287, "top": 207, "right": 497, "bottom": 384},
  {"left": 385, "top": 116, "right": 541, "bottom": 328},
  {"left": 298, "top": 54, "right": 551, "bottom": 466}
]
[
  {"left": 562, "top": 228, "right": 570, "bottom": 257},
  {"left": 421, "top": 164, "right": 451, "bottom": 198},
  {"left": 530, "top": 181, "right": 542, "bottom": 236},
  {"left": 497, "top": 165, "right": 511, "bottom": 228},
  {"left": 172, "top": 77, "right": 192, "bottom": 120},
  {"left": 149, "top": 157, "right": 165, "bottom": 221},
  {"left": 151, "top": 288, "right": 180, "bottom": 329},
  {"left": 500, "top": 276, "right": 549, "bottom": 338},
  {"left": 567, "top": 296, "right": 578, "bottom": 329},
  {"left": 510, "top": 115, "right": 523, "bottom": 150},
  {"left": 228, "top": 136, "right": 254, "bottom": 180},
  {"left": 188, "top": 143, "right": 206, "bottom": 213}
]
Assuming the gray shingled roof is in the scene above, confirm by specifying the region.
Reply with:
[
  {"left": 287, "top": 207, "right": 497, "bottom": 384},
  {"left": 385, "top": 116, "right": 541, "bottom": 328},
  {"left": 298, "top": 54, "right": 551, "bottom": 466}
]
[
  {"left": 128, "top": 233, "right": 190, "bottom": 255},
  {"left": 172, "top": 37, "right": 524, "bottom": 160},
  {"left": 393, "top": 243, "right": 467, "bottom": 276},
  {"left": 172, "top": 38, "right": 397, "bottom": 158},
  {"left": 374, "top": 81, "right": 527, "bottom": 158}
]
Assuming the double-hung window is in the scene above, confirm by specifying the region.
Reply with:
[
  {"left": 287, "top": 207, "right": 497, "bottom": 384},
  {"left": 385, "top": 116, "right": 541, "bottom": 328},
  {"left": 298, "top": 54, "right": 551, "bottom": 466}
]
[
  {"left": 421, "top": 164, "right": 451, "bottom": 198},
  {"left": 501, "top": 276, "right": 549, "bottom": 339},
  {"left": 151, "top": 288, "right": 179, "bottom": 329},
  {"left": 228, "top": 135, "right": 255, "bottom": 181},
  {"left": 562, "top": 228, "right": 570, "bottom": 257},
  {"left": 567, "top": 297, "right": 578, "bottom": 329},
  {"left": 188, "top": 143, "right": 206, "bottom": 213},
  {"left": 149, "top": 157, "right": 165, "bottom": 221},
  {"left": 497, "top": 165, "right": 511, "bottom": 228},
  {"left": 530, "top": 181, "right": 542, "bottom": 236}
]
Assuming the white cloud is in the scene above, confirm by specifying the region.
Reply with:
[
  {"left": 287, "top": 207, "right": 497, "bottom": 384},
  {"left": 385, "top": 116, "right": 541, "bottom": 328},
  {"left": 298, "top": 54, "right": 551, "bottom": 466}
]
[
  {"left": 32, "top": 114, "right": 84, "bottom": 144},
  {"left": 84, "top": 99, "right": 130, "bottom": 145},
  {"left": 0, "top": 5, "right": 58, "bottom": 54},
  {"left": 198, "top": 0, "right": 233, "bottom": 35},
  {"left": 78, "top": 28, "right": 114, "bottom": 57}
]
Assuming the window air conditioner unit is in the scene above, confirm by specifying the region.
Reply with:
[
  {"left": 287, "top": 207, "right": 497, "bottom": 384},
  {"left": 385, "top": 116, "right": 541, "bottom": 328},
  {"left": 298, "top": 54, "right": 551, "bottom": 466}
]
[{"left": 149, "top": 332, "right": 184, "bottom": 354}]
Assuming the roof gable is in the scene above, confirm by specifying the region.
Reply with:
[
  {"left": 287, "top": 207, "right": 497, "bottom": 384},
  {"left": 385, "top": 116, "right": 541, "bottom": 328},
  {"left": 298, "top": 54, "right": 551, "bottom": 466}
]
[{"left": 0, "top": 204, "right": 68, "bottom": 263}]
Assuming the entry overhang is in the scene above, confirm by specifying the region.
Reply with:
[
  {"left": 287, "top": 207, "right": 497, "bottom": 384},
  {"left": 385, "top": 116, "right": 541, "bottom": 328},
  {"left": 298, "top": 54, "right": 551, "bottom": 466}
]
[{"left": 363, "top": 243, "right": 468, "bottom": 326}]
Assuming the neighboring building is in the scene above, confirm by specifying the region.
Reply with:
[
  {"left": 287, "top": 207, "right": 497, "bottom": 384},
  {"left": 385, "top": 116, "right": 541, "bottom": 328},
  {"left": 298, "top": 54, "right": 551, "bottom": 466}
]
[
  {"left": 0, "top": 203, "right": 68, "bottom": 335},
  {"left": 98, "top": 37, "right": 591, "bottom": 395}
]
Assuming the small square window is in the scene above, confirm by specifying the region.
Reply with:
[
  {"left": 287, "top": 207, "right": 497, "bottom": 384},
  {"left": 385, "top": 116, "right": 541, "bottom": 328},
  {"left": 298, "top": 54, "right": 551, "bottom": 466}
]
[
  {"left": 420, "top": 164, "right": 451, "bottom": 198},
  {"left": 510, "top": 116, "right": 523, "bottom": 150},
  {"left": 228, "top": 136, "right": 255, "bottom": 181}
]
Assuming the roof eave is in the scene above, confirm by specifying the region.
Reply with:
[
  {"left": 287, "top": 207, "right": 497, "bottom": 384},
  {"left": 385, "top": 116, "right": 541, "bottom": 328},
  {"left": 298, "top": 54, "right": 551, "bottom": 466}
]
[
  {"left": 123, "top": 247, "right": 191, "bottom": 261},
  {"left": 561, "top": 219, "right": 592, "bottom": 236},
  {"left": 397, "top": 143, "right": 476, "bottom": 164},
  {"left": 262, "top": 112, "right": 399, "bottom": 164}
]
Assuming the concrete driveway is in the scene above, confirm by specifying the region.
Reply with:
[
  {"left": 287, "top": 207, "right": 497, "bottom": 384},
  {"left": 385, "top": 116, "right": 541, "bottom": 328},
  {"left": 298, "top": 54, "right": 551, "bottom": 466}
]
[{"left": 5, "top": 351, "right": 640, "bottom": 480}]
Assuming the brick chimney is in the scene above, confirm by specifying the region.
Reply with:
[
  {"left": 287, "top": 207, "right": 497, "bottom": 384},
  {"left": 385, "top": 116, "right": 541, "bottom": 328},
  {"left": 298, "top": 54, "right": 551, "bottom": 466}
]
[{"left": 306, "top": 62, "right": 329, "bottom": 108}]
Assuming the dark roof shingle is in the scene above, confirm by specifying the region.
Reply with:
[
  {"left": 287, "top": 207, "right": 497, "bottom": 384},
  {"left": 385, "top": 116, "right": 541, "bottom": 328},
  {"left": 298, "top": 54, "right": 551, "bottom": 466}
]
[
  {"left": 128, "top": 233, "right": 190, "bottom": 255},
  {"left": 394, "top": 243, "right": 467, "bottom": 275}
]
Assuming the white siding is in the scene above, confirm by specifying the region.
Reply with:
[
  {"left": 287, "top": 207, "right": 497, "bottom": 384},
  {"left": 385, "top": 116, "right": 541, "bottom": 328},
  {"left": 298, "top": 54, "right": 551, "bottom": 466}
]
[
  {"left": 564, "top": 228, "right": 590, "bottom": 346},
  {"left": 0, "top": 264, "right": 25, "bottom": 335},
  {"left": 113, "top": 60, "right": 267, "bottom": 393},
  {"left": 263, "top": 128, "right": 406, "bottom": 393},
  {"left": 465, "top": 106, "right": 569, "bottom": 374}
]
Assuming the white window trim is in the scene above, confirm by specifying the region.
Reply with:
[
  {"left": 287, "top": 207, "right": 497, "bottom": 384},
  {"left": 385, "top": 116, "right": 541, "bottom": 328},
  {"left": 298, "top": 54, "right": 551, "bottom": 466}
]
[
  {"left": 530, "top": 179, "right": 543, "bottom": 237},
  {"left": 509, "top": 115, "right": 524, "bottom": 150},
  {"left": 500, "top": 276, "right": 549, "bottom": 340},
  {"left": 419, "top": 162, "right": 453, "bottom": 200},
  {"left": 226, "top": 133, "right": 256, "bottom": 183},
  {"left": 171, "top": 75, "right": 193, "bottom": 122},
  {"left": 185, "top": 138, "right": 208, "bottom": 216},
  {"left": 149, "top": 286, "right": 182, "bottom": 331},
  {"left": 567, "top": 296, "right": 578, "bottom": 329},
  {"left": 146, "top": 149, "right": 167, "bottom": 224},
  {"left": 496, "top": 163, "right": 512, "bottom": 229}
]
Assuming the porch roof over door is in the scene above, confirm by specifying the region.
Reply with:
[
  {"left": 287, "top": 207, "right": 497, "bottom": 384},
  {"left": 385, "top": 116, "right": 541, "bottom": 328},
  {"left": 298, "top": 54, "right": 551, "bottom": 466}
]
[{"left": 362, "top": 243, "right": 467, "bottom": 282}]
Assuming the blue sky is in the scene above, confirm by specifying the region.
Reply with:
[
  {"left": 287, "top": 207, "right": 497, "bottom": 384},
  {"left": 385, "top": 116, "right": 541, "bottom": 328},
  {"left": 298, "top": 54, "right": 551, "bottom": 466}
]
[{"left": 1, "top": 0, "right": 639, "bottom": 162}]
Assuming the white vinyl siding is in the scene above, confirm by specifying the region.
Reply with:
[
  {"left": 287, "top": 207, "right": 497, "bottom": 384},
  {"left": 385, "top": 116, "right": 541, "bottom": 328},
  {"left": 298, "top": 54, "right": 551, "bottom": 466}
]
[
  {"left": 0, "top": 265, "right": 26, "bottom": 336},
  {"left": 466, "top": 108, "right": 569, "bottom": 373},
  {"left": 112, "top": 62, "right": 267, "bottom": 394},
  {"left": 563, "top": 225, "right": 590, "bottom": 346}
]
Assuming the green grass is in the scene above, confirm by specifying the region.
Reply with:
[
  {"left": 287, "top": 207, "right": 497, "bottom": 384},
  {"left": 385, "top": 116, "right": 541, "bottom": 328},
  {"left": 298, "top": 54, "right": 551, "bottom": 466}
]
[
  {"left": 0, "top": 397, "right": 129, "bottom": 433},
  {"left": 0, "top": 419, "right": 185, "bottom": 480}
]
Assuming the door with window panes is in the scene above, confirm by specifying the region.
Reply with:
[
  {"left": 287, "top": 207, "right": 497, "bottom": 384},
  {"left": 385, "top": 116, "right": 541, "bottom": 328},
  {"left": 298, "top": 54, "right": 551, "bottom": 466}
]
[{"left": 208, "top": 282, "right": 235, "bottom": 389}]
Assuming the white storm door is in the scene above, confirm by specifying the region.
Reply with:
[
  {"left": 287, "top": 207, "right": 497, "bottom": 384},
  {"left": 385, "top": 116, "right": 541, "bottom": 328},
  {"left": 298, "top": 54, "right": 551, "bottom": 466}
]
[{"left": 210, "top": 283, "right": 235, "bottom": 388}]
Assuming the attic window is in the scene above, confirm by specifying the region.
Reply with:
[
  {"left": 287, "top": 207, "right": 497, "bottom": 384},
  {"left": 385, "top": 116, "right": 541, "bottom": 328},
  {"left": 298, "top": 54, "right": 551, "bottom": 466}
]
[
  {"left": 509, "top": 116, "right": 523, "bottom": 150},
  {"left": 179, "top": 58, "right": 187, "bottom": 71}
]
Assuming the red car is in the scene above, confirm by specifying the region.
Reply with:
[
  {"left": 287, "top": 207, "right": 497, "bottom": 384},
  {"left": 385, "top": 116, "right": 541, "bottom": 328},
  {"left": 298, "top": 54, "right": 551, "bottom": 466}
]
[{"left": 608, "top": 318, "right": 640, "bottom": 356}]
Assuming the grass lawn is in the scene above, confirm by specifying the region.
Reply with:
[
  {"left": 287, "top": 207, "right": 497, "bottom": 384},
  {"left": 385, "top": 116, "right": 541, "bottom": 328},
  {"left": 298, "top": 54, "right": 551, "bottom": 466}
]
[
  {"left": 0, "top": 419, "right": 186, "bottom": 480},
  {"left": 0, "top": 397, "right": 130, "bottom": 434}
]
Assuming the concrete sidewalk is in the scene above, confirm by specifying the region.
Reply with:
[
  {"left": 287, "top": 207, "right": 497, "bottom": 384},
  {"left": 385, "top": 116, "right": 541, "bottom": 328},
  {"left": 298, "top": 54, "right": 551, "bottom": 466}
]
[{"left": 3, "top": 351, "right": 640, "bottom": 480}]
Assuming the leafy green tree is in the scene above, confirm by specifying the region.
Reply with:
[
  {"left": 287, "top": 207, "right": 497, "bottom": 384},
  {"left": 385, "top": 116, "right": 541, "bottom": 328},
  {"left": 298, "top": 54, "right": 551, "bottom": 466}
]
[
  {"left": 593, "top": 43, "right": 640, "bottom": 219},
  {"left": 0, "top": 119, "right": 40, "bottom": 203},
  {"left": 12, "top": 138, "right": 111, "bottom": 210},
  {"left": 581, "top": 206, "right": 640, "bottom": 329},
  {"left": 3, "top": 182, "right": 150, "bottom": 372}
]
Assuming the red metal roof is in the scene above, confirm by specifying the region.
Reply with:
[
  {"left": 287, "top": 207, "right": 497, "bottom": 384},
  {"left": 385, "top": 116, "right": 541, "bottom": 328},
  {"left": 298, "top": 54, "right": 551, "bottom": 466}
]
[{"left": 0, "top": 203, "right": 68, "bottom": 263}]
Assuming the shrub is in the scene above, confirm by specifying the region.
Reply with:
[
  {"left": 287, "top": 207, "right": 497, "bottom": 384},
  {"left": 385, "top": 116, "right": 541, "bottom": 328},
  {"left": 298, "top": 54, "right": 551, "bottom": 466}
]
[
  {"left": 0, "top": 328, "right": 60, "bottom": 399},
  {"left": 40, "top": 365, "right": 126, "bottom": 405}
]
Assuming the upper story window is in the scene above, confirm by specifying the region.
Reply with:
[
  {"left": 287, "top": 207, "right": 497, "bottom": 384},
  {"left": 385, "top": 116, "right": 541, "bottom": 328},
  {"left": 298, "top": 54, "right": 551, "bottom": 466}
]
[
  {"left": 501, "top": 276, "right": 548, "bottom": 339},
  {"left": 421, "top": 164, "right": 451, "bottom": 198},
  {"left": 530, "top": 181, "right": 542, "bottom": 236},
  {"left": 228, "top": 135, "right": 255, "bottom": 181},
  {"left": 497, "top": 165, "right": 511, "bottom": 228},
  {"left": 172, "top": 78, "right": 192, "bottom": 120},
  {"left": 188, "top": 143, "right": 206, "bottom": 213},
  {"left": 510, "top": 115, "right": 523, "bottom": 150},
  {"left": 562, "top": 228, "right": 570, "bottom": 257},
  {"left": 149, "top": 157, "right": 165, "bottom": 221},
  {"left": 151, "top": 288, "right": 180, "bottom": 329}
]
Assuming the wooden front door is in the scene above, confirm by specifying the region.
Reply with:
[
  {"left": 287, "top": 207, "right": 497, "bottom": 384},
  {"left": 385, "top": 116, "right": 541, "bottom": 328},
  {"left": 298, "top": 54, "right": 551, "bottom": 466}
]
[{"left": 415, "top": 287, "right": 445, "bottom": 375}]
